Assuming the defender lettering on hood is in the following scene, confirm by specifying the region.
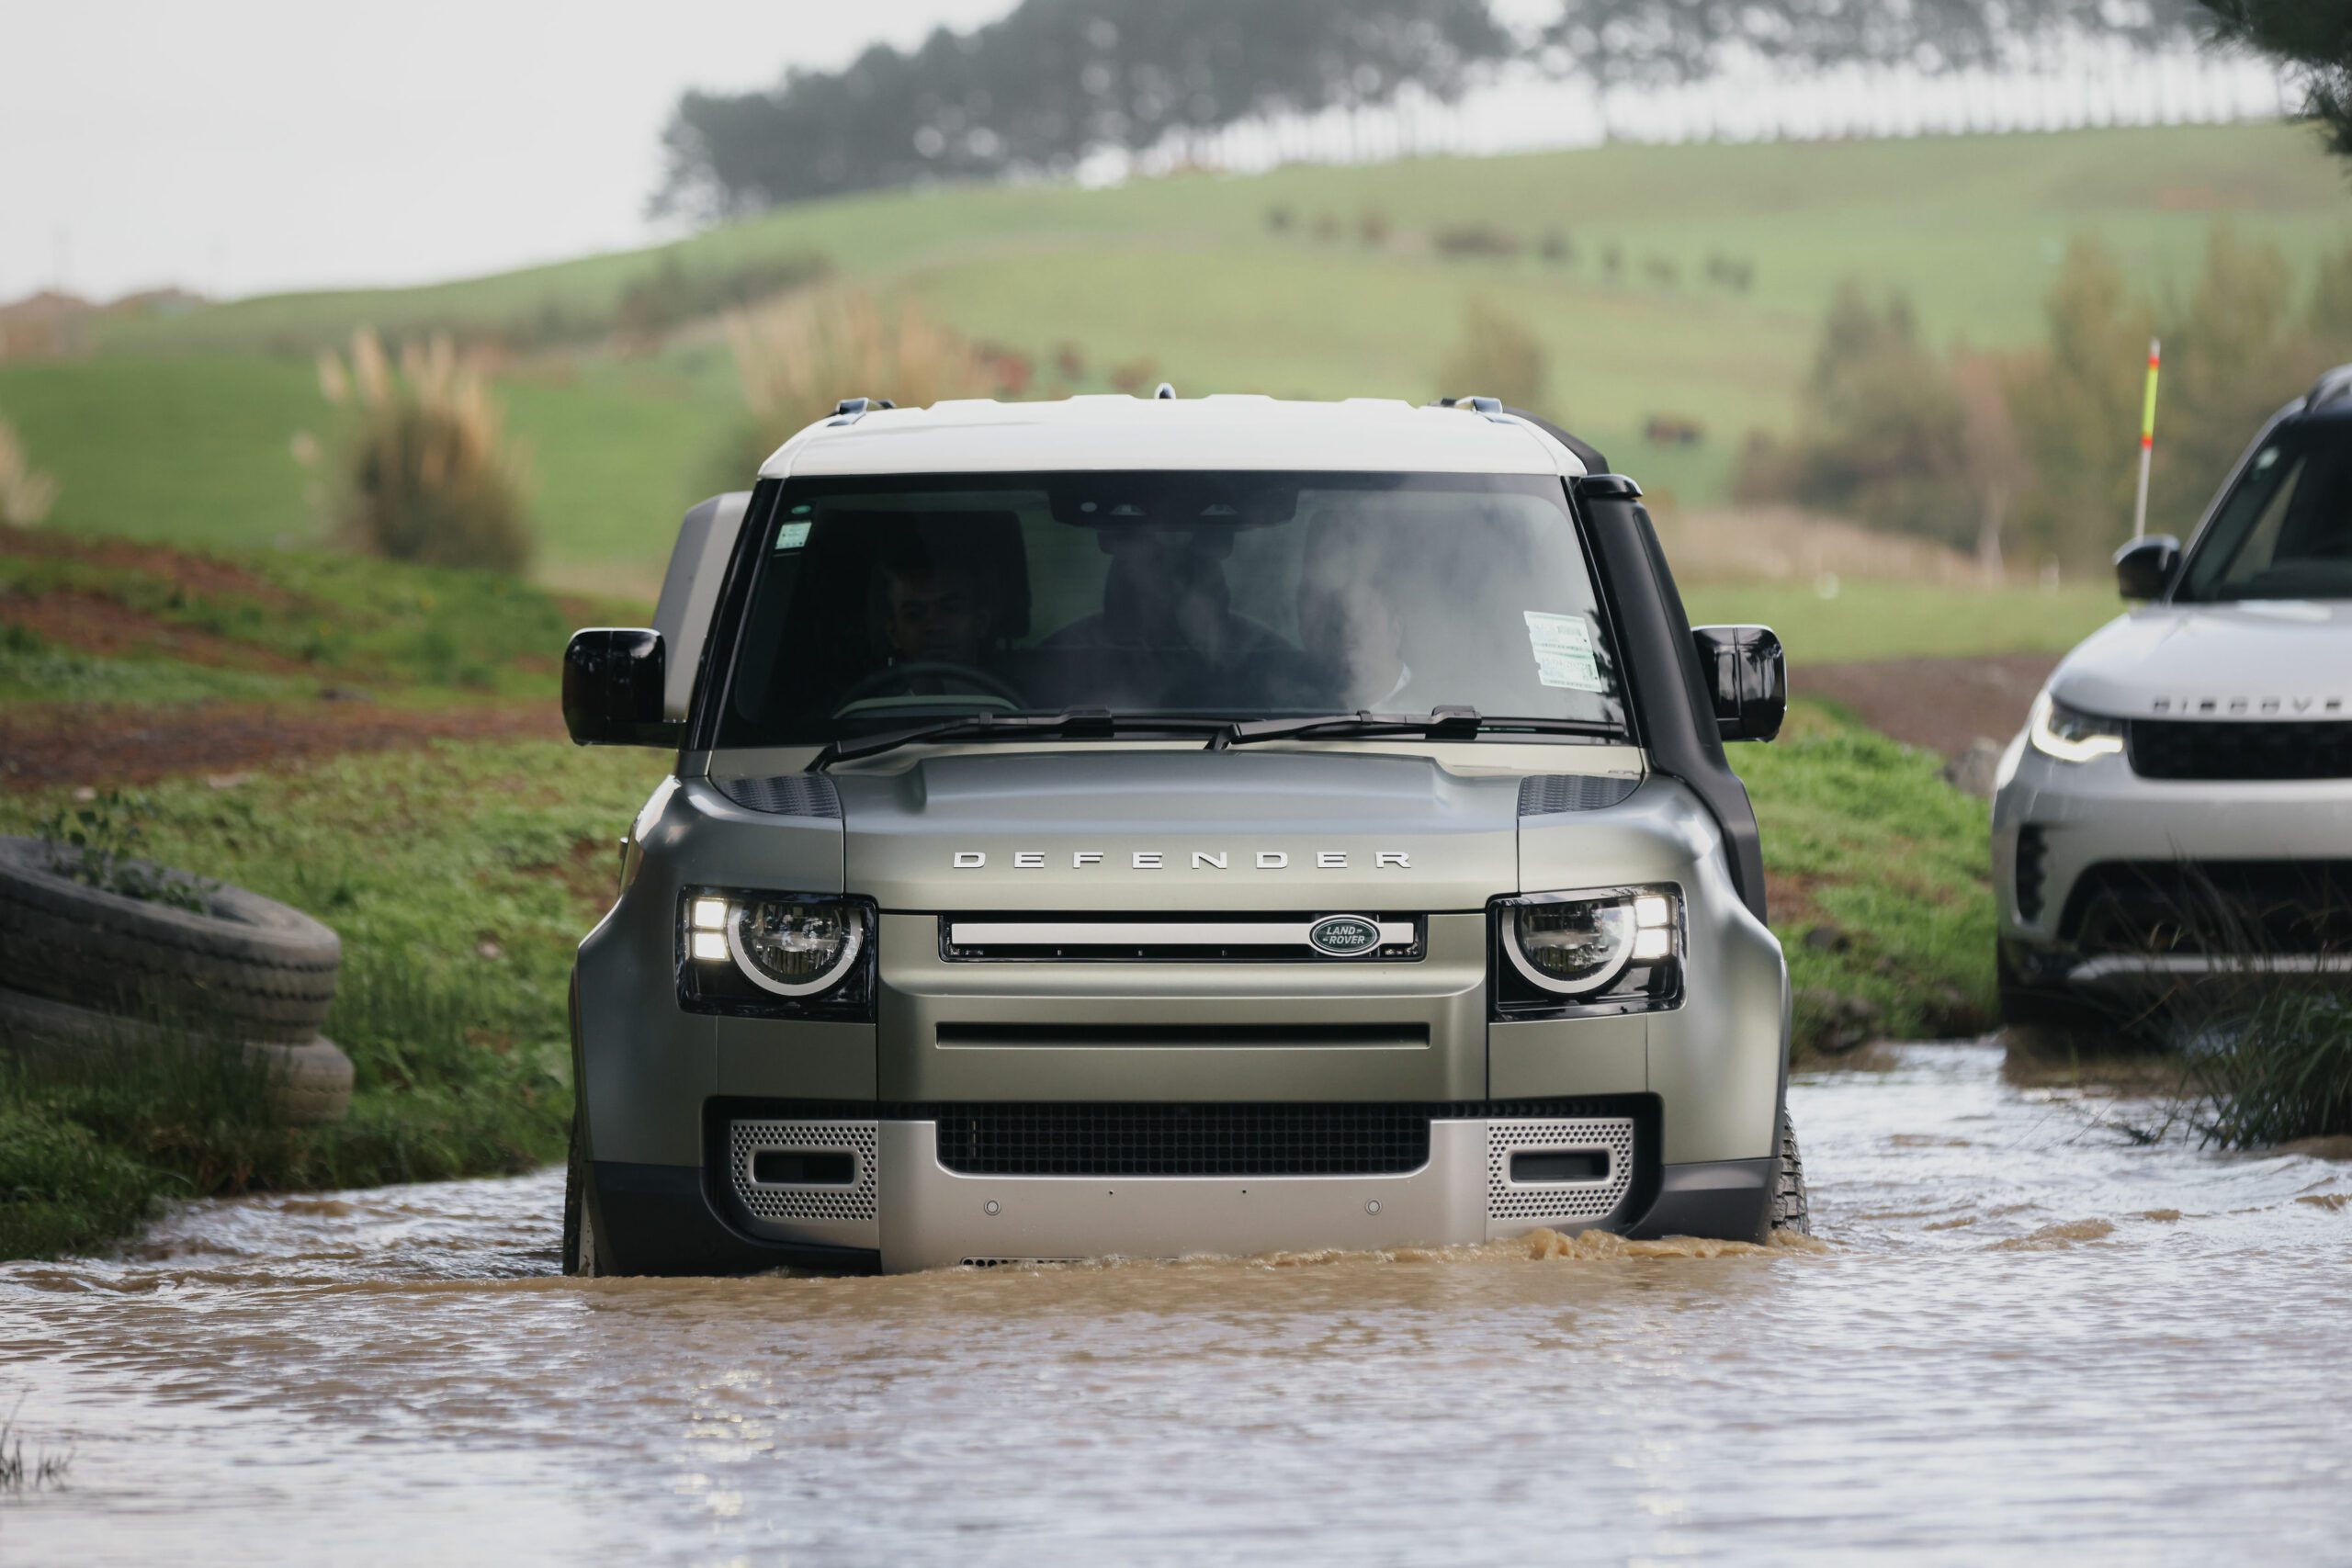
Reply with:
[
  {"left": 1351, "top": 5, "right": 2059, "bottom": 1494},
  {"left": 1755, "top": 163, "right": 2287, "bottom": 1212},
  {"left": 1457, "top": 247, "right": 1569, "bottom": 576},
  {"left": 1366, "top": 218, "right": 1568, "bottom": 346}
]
[{"left": 951, "top": 850, "right": 1412, "bottom": 870}]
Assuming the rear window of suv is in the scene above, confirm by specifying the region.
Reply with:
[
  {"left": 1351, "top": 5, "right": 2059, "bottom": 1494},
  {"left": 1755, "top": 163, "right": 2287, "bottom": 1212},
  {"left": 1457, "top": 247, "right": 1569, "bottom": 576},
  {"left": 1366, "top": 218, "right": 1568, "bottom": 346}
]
[{"left": 710, "top": 469, "right": 1628, "bottom": 748}]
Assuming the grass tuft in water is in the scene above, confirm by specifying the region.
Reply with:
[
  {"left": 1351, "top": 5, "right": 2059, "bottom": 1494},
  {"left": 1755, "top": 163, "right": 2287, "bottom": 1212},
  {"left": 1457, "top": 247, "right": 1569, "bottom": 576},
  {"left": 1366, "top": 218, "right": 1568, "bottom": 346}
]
[{"left": 2180, "top": 990, "right": 2352, "bottom": 1151}]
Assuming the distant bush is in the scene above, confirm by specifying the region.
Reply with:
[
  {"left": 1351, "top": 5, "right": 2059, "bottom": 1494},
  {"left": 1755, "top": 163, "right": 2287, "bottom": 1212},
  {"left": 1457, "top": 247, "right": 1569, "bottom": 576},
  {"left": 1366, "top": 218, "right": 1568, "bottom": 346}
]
[
  {"left": 1358, "top": 209, "right": 1393, "bottom": 248},
  {"left": 1600, "top": 243, "right": 1624, "bottom": 279},
  {"left": 1310, "top": 212, "right": 1342, "bottom": 243},
  {"left": 1705, "top": 252, "right": 1756, "bottom": 292},
  {"left": 1053, "top": 342, "right": 1086, "bottom": 381},
  {"left": 312, "top": 331, "right": 536, "bottom": 575},
  {"left": 1433, "top": 223, "right": 1521, "bottom": 260},
  {"left": 718, "top": 289, "right": 993, "bottom": 484},
  {"left": 0, "top": 421, "right": 58, "bottom": 527},
  {"left": 1537, "top": 229, "right": 1574, "bottom": 265},
  {"left": 1106, "top": 357, "right": 1159, "bottom": 396},
  {"left": 1264, "top": 205, "right": 1295, "bottom": 233},
  {"left": 1642, "top": 254, "right": 1681, "bottom": 288},
  {"left": 1435, "top": 299, "right": 1547, "bottom": 413},
  {"left": 615, "top": 251, "right": 831, "bottom": 344},
  {"left": 975, "top": 342, "right": 1035, "bottom": 397},
  {"left": 1733, "top": 283, "right": 1982, "bottom": 551}
]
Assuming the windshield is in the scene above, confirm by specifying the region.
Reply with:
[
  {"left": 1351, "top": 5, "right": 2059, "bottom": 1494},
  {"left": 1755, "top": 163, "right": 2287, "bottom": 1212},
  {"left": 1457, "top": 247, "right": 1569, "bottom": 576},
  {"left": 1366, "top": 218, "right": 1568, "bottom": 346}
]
[
  {"left": 709, "top": 470, "right": 1627, "bottom": 748},
  {"left": 2178, "top": 419, "right": 2352, "bottom": 602}
]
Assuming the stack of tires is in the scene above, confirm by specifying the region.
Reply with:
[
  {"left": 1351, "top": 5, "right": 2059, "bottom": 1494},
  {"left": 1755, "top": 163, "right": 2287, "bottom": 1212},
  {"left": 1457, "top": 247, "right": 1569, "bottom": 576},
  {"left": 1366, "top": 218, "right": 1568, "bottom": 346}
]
[{"left": 0, "top": 837, "right": 353, "bottom": 1125}]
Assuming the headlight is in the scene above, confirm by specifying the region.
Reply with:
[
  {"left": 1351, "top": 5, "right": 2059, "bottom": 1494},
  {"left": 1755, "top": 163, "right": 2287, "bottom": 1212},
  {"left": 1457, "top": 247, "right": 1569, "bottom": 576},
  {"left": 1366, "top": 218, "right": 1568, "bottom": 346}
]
[
  {"left": 2027, "top": 690, "right": 2124, "bottom": 763},
  {"left": 1495, "top": 886, "right": 1681, "bottom": 1014},
  {"left": 679, "top": 889, "right": 875, "bottom": 1018}
]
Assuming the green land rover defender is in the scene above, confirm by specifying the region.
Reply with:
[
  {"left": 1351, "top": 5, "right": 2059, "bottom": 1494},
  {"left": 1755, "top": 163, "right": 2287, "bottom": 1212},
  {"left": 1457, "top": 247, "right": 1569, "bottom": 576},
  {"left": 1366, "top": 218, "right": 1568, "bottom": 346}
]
[{"left": 560, "top": 392, "right": 1799, "bottom": 1275}]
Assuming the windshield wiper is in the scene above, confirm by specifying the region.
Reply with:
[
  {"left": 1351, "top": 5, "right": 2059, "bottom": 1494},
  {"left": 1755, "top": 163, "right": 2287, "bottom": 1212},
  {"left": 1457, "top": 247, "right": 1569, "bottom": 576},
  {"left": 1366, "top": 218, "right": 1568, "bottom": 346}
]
[
  {"left": 1205, "top": 706, "right": 1624, "bottom": 751},
  {"left": 808, "top": 709, "right": 1233, "bottom": 769}
]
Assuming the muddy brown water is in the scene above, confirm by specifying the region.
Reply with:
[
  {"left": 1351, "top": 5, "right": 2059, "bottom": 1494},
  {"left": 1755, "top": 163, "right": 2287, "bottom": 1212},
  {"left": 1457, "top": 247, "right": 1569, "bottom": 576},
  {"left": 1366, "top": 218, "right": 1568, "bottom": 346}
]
[{"left": 4, "top": 1043, "right": 2350, "bottom": 1565}]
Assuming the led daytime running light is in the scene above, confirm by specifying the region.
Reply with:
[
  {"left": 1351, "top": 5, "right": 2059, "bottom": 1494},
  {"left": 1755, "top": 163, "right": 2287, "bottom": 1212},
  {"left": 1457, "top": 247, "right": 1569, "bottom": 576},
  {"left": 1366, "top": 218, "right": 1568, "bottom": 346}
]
[{"left": 2028, "top": 690, "right": 2125, "bottom": 764}]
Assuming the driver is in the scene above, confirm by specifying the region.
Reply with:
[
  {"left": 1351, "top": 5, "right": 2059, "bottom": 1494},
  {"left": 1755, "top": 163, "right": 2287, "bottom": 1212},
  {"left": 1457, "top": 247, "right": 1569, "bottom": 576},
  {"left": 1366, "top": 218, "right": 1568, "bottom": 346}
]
[
  {"left": 866, "top": 521, "right": 1012, "bottom": 690},
  {"left": 881, "top": 558, "right": 990, "bottom": 665}
]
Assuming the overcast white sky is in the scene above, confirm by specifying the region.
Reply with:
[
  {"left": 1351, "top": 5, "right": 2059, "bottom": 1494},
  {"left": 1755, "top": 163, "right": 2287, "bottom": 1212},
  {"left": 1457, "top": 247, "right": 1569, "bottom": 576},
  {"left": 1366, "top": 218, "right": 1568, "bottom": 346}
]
[{"left": 1, "top": 0, "right": 1020, "bottom": 302}]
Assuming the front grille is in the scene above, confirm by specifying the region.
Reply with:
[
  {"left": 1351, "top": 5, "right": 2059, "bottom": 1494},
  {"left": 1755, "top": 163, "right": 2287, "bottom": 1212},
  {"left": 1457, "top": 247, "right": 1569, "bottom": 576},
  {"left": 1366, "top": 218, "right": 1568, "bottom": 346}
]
[
  {"left": 2126, "top": 718, "right": 2352, "bottom": 781},
  {"left": 940, "top": 914, "right": 1426, "bottom": 963},
  {"left": 2059, "top": 860, "right": 2352, "bottom": 954},
  {"left": 933, "top": 1102, "right": 1432, "bottom": 1177}
]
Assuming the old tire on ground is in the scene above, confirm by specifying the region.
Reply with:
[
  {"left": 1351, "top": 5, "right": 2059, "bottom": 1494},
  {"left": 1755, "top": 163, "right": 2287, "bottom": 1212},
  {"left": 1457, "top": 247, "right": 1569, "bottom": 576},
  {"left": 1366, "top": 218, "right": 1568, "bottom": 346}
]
[
  {"left": 0, "top": 985, "right": 354, "bottom": 1126},
  {"left": 1770, "top": 1107, "right": 1812, "bottom": 1236},
  {"left": 0, "top": 835, "right": 340, "bottom": 1045},
  {"left": 562, "top": 1117, "right": 603, "bottom": 1277}
]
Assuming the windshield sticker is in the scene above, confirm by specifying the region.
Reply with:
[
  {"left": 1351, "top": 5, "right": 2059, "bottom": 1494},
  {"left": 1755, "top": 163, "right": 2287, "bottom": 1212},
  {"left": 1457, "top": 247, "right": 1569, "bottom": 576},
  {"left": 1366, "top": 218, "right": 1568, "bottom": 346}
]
[
  {"left": 1523, "top": 611, "right": 1605, "bottom": 692},
  {"left": 775, "top": 521, "right": 813, "bottom": 551}
]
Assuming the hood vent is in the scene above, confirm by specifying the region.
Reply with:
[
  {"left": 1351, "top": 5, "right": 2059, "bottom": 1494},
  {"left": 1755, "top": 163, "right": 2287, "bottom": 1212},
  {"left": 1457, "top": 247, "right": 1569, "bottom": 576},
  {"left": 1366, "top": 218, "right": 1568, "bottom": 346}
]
[
  {"left": 1518, "top": 773, "right": 1639, "bottom": 815},
  {"left": 713, "top": 774, "right": 842, "bottom": 817}
]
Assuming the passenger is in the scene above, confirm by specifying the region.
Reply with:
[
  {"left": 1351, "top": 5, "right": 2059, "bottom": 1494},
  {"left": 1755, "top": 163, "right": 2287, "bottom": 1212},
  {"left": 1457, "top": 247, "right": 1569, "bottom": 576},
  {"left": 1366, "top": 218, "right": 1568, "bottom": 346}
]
[
  {"left": 1298, "top": 535, "right": 1413, "bottom": 710},
  {"left": 1040, "top": 529, "right": 1290, "bottom": 664}
]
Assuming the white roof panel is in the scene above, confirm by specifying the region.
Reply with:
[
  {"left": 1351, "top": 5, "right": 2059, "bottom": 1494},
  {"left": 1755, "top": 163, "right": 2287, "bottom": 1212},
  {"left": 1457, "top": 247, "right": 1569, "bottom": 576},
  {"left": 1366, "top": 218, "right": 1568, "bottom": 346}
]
[{"left": 759, "top": 394, "right": 1585, "bottom": 479}]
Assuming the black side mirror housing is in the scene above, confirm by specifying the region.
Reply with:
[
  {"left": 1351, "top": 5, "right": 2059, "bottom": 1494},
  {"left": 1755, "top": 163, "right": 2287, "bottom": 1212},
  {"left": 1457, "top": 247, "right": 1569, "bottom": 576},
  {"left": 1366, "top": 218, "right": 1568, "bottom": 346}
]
[
  {"left": 1692, "top": 625, "right": 1786, "bottom": 743},
  {"left": 2114, "top": 535, "right": 2180, "bottom": 601},
  {"left": 562, "top": 628, "right": 682, "bottom": 748}
]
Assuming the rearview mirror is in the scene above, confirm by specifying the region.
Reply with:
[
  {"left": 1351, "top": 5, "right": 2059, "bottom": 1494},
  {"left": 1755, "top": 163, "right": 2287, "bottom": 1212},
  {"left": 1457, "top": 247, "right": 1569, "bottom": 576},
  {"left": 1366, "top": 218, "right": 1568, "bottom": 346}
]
[
  {"left": 2113, "top": 535, "right": 2179, "bottom": 601},
  {"left": 563, "top": 628, "right": 683, "bottom": 748},
  {"left": 1692, "top": 625, "right": 1786, "bottom": 743}
]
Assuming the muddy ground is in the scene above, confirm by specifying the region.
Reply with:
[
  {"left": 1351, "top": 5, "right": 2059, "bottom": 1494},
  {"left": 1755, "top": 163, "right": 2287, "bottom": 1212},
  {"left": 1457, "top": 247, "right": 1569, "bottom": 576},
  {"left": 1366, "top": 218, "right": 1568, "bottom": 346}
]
[
  {"left": 1799, "top": 652, "right": 2056, "bottom": 758},
  {"left": 0, "top": 698, "right": 566, "bottom": 789}
]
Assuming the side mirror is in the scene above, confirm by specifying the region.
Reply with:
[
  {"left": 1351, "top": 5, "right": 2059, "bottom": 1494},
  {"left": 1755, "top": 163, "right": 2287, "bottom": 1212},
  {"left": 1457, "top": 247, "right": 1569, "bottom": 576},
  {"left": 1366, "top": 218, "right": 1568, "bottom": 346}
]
[
  {"left": 1692, "top": 625, "right": 1786, "bottom": 743},
  {"left": 2114, "top": 535, "right": 2179, "bottom": 601},
  {"left": 562, "top": 628, "right": 683, "bottom": 748}
]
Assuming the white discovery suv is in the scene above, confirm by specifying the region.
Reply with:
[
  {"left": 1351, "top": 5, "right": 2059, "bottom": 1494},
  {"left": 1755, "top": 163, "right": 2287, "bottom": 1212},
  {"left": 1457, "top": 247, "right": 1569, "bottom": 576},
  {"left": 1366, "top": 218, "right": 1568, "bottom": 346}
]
[{"left": 1993, "top": 368, "right": 2352, "bottom": 1026}]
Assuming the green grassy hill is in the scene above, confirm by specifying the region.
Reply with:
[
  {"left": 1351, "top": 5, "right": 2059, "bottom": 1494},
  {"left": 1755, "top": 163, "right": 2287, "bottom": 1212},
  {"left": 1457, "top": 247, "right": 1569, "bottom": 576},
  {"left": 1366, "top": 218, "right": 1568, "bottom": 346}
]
[{"left": 5, "top": 122, "right": 2348, "bottom": 591}]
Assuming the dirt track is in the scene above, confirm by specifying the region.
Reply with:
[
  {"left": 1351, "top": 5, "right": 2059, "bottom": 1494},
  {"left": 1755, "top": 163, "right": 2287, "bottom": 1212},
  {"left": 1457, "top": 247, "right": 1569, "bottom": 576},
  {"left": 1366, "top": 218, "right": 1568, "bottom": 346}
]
[
  {"left": 0, "top": 699, "right": 566, "bottom": 790},
  {"left": 1798, "top": 653, "right": 2058, "bottom": 758}
]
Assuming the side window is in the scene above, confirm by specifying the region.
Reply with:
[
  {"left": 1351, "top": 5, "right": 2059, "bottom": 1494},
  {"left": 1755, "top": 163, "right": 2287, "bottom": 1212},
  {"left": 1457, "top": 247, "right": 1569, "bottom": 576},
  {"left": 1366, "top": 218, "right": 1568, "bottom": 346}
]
[{"left": 2215, "top": 453, "right": 2303, "bottom": 592}]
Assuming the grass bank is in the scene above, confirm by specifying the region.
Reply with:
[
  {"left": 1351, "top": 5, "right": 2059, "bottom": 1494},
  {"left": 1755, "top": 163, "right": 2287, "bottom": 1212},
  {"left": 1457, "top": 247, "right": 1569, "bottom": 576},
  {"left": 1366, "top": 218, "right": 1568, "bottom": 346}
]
[
  {"left": 1747, "top": 705, "right": 1996, "bottom": 1053},
  {"left": 0, "top": 739, "right": 667, "bottom": 1260}
]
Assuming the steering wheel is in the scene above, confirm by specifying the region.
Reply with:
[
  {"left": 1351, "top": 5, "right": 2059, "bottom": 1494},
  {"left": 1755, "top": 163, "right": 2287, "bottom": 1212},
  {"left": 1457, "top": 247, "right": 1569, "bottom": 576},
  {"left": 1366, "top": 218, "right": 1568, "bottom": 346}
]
[{"left": 831, "top": 660, "right": 1027, "bottom": 716}]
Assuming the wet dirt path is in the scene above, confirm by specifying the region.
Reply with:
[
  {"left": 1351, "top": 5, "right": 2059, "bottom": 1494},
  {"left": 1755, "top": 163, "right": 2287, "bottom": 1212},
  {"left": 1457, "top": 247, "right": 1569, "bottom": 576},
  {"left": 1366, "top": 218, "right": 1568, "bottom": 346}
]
[{"left": 4, "top": 1043, "right": 2350, "bottom": 1565}]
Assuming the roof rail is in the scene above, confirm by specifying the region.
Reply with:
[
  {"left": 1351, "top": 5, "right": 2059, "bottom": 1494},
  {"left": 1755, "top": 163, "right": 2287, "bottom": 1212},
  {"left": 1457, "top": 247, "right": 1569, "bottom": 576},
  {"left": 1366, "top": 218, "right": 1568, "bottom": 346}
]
[
  {"left": 2306, "top": 364, "right": 2352, "bottom": 412},
  {"left": 830, "top": 396, "right": 897, "bottom": 424},
  {"left": 1430, "top": 396, "right": 1611, "bottom": 476}
]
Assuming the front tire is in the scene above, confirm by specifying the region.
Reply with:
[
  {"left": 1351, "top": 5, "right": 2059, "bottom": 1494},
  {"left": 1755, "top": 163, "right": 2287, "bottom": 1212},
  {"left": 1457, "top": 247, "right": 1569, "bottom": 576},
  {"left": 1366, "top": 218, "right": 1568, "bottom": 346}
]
[
  {"left": 1770, "top": 1108, "right": 1811, "bottom": 1236},
  {"left": 562, "top": 1117, "right": 603, "bottom": 1277}
]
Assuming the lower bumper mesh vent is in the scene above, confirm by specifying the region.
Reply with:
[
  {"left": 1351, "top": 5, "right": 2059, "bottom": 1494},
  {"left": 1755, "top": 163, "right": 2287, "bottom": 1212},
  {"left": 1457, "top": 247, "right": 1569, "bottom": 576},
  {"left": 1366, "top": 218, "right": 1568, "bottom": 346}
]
[
  {"left": 933, "top": 1102, "right": 1432, "bottom": 1178},
  {"left": 728, "top": 1118, "right": 877, "bottom": 1223},
  {"left": 1486, "top": 1117, "right": 1637, "bottom": 1224}
]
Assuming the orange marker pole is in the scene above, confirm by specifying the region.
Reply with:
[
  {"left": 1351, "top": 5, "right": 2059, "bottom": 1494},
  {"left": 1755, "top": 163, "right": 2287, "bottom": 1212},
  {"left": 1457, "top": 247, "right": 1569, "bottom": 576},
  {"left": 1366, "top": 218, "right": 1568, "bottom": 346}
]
[{"left": 2133, "top": 338, "right": 2161, "bottom": 540}]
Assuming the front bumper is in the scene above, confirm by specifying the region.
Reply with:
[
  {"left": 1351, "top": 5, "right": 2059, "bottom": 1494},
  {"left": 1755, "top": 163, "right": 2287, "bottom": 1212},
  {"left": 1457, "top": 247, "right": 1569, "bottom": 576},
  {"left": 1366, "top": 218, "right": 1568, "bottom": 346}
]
[
  {"left": 1992, "top": 737, "right": 2352, "bottom": 991},
  {"left": 588, "top": 1108, "right": 1774, "bottom": 1275}
]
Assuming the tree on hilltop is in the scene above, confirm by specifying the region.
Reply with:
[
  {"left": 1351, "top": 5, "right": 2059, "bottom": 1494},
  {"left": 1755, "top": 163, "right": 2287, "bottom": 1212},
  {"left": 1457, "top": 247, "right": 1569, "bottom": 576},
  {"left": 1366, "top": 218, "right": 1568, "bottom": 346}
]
[{"left": 2193, "top": 3, "right": 2352, "bottom": 159}]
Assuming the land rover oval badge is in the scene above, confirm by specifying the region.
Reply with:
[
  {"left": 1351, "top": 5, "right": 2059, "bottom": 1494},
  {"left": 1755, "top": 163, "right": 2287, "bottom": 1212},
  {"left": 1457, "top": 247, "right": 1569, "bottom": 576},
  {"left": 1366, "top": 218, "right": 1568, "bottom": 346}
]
[{"left": 1308, "top": 915, "right": 1382, "bottom": 957}]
